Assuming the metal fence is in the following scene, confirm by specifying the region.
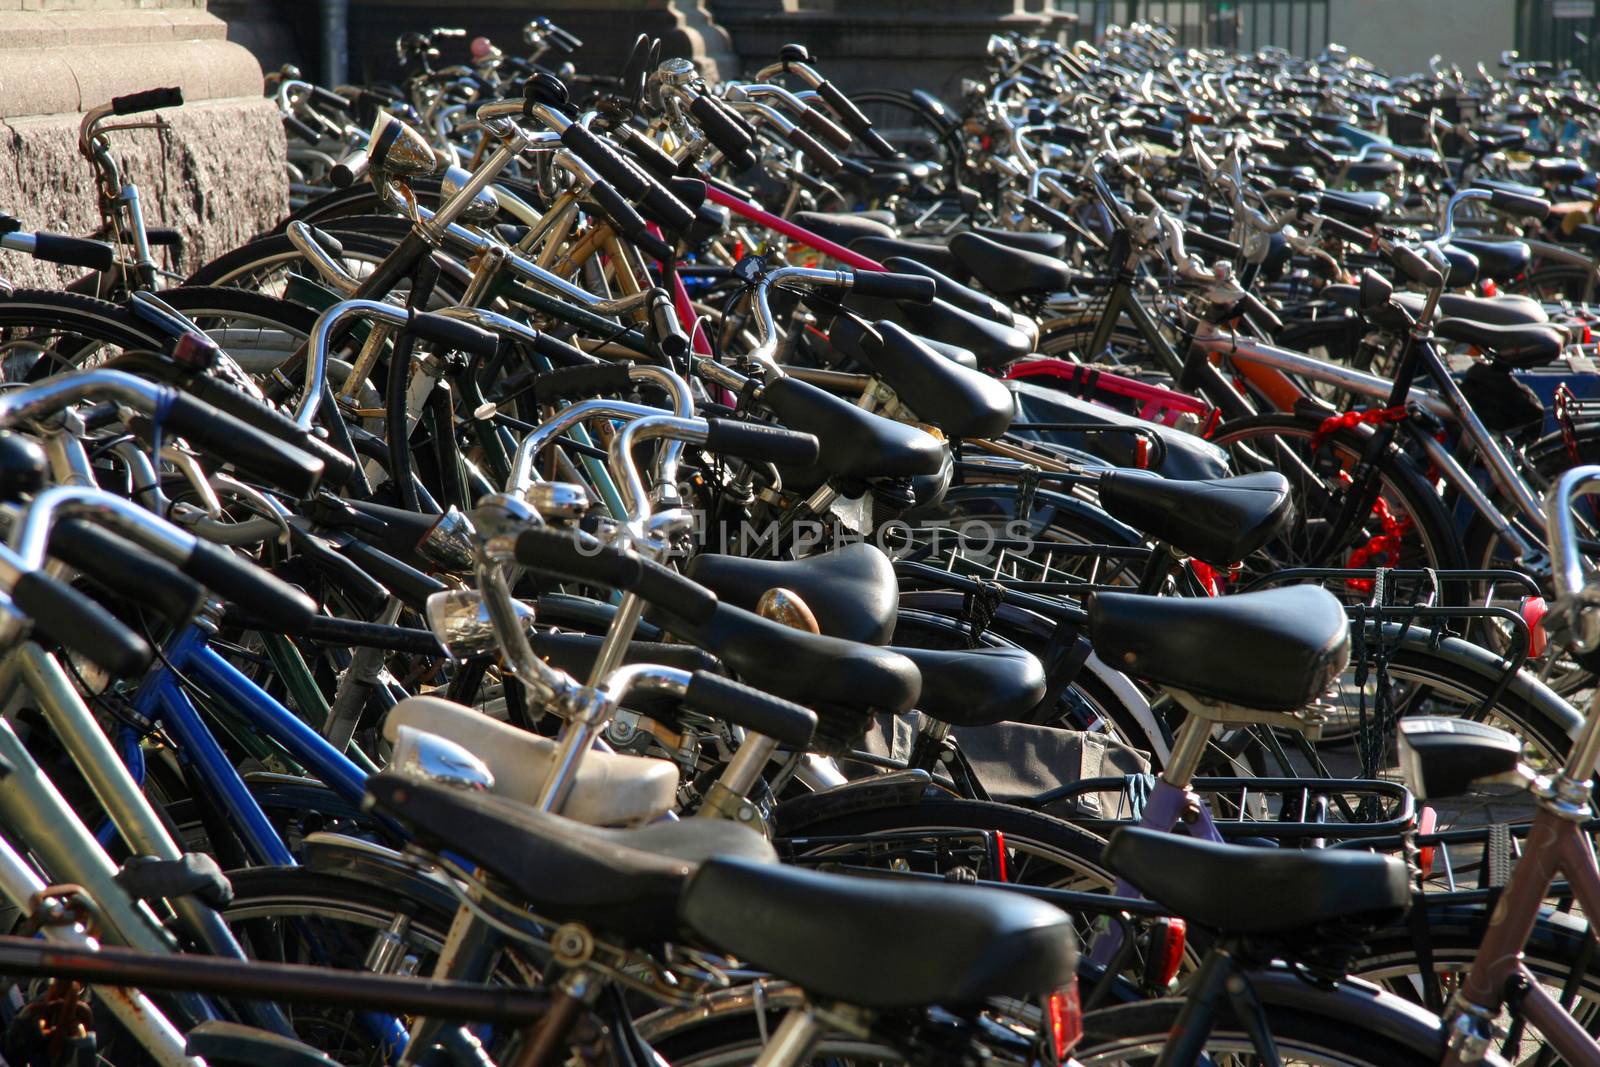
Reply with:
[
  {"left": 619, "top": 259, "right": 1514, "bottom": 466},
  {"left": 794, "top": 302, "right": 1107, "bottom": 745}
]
[
  {"left": 1515, "top": 0, "right": 1600, "bottom": 79},
  {"left": 1051, "top": 0, "right": 1330, "bottom": 58}
]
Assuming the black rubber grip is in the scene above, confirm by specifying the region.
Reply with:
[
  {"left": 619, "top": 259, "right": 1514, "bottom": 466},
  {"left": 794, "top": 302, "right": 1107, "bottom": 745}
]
[
  {"left": 665, "top": 176, "right": 708, "bottom": 214},
  {"left": 684, "top": 670, "right": 817, "bottom": 748},
  {"left": 112, "top": 86, "right": 183, "bottom": 116},
  {"left": 638, "top": 180, "right": 697, "bottom": 236},
  {"left": 183, "top": 375, "right": 360, "bottom": 490},
  {"left": 649, "top": 294, "right": 690, "bottom": 362},
  {"left": 799, "top": 106, "right": 853, "bottom": 152},
  {"left": 621, "top": 129, "right": 679, "bottom": 184},
  {"left": 52, "top": 519, "right": 203, "bottom": 626},
  {"left": 1391, "top": 245, "right": 1443, "bottom": 289},
  {"left": 689, "top": 95, "right": 758, "bottom": 172},
  {"left": 284, "top": 114, "right": 321, "bottom": 144},
  {"left": 703, "top": 417, "right": 820, "bottom": 466},
  {"left": 561, "top": 123, "right": 649, "bottom": 200},
  {"left": 32, "top": 233, "right": 115, "bottom": 271},
  {"left": 311, "top": 85, "right": 354, "bottom": 114},
  {"left": 331, "top": 148, "right": 369, "bottom": 189},
  {"left": 1319, "top": 215, "right": 1373, "bottom": 247},
  {"left": 534, "top": 361, "right": 633, "bottom": 401},
  {"left": 1023, "top": 197, "right": 1074, "bottom": 233},
  {"left": 1184, "top": 228, "right": 1241, "bottom": 260},
  {"left": 161, "top": 392, "right": 324, "bottom": 498},
  {"left": 406, "top": 312, "right": 499, "bottom": 359},
  {"left": 1489, "top": 188, "right": 1551, "bottom": 220},
  {"left": 514, "top": 527, "right": 718, "bottom": 624},
  {"left": 587, "top": 178, "right": 649, "bottom": 239},
  {"left": 182, "top": 539, "right": 317, "bottom": 631},
  {"left": 1238, "top": 291, "right": 1283, "bottom": 333},
  {"left": 850, "top": 270, "right": 937, "bottom": 304},
  {"left": 1136, "top": 123, "right": 1180, "bottom": 149},
  {"left": 785, "top": 125, "right": 843, "bottom": 175},
  {"left": 528, "top": 332, "right": 594, "bottom": 368},
  {"left": 12, "top": 571, "right": 152, "bottom": 678},
  {"left": 815, "top": 79, "right": 894, "bottom": 158}
]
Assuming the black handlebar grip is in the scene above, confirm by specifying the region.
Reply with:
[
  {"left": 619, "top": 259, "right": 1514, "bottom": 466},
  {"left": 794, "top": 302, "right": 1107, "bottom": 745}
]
[
  {"left": 621, "top": 129, "right": 680, "bottom": 184},
  {"left": 514, "top": 528, "right": 718, "bottom": 624},
  {"left": 561, "top": 123, "right": 649, "bottom": 200},
  {"left": 684, "top": 670, "right": 817, "bottom": 748},
  {"left": 182, "top": 375, "right": 360, "bottom": 490},
  {"left": 330, "top": 148, "right": 369, "bottom": 189},
  {"left": 799, "top": 105, "right": 853, "bottom": 152},
  {"left": 1237, "top": 291, "right": 1284, "bottom": 333},
  {"left": 648, "top": 294, "right": 690, "bottom": 361},
  {"left": 31, "top": 233, "right": 115, "bottom": 272},
  {"left": 284, "top": 114, "right": 322, "bottom": 144},
  {"left": 1184, "top": 228, "right": 1242, "bottom": 260},
  {"left": 311, "top": 85, "right": 355, "bottom": 114},
  {"left": 407, "top": 311, "right": 500, "bottom": 359},
  {"left": 666, "top": 176, "right": 708, "bottom": 214},
  {"left": 1319, "top": 215, "right": 1374, "bottom": 248},
  {"left": 688, "top": 96, "right": 758, "bottom": 173},
  {"left": 1022, "top": 197, "right": 1074, "bottom": 234},
  {"left": 703, "top": 417, "right": 820, "bottom": 466},
  {"left": 1135, "top": 123, "right": 1181, "bottom": 149},
  {"left": 1489, "top": 188, "right": 1552, "bottom": 220},
  {"left": 111, "top": 86, "right": 184, "bottom": 116},
  {"left": 11, "top": 571, "right": 153, "bottom": 679},
  {"left": 533, "top": 361, "right": 633, "bottom": 401},
  {"left": 785, "top": 125, "right": 844, "bottom": 175},
  {"left": 637, "top": 179, "right": 697, "bottom": 236},
  {"left": 815, "top": 79, "right": 894, "bottom": 158},
  {"left": 586, "top": 180, "right": 673, "bottom": 260},
  {"left": 183, "top": 539, "right": 317, "bottom": 631},
  {"left": 528, "top": 332, "right": 595, "bottom": 368},
  {"left": 161, "top": 392, "right": 324, "bottom": 498},
  {"left": 1391, "top": 245, "right": 1444, "bottom": 290},
  {"left": 51, "top": 519, "right": 203, "bottom": 627},
  {"left": 850, "top": 270, "right": 937, "bottom": 304}
]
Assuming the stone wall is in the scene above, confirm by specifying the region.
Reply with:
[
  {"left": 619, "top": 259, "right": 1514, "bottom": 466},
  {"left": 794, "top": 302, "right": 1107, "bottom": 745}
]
[{"left": 0, "top": 1, "right": 283, "bottom": 288}]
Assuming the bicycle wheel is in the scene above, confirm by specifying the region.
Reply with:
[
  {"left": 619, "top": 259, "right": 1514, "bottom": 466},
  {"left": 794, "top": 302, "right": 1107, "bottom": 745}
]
[
  {"left": 1355, "top": 903, "right": 1600, "bottom": 1066},
  {"left": 1208, "top": 412, "right": 1467, "bottom": 596},
  {"left": 1076, "top": 996, "right": 1438, "bottom": 1065}
]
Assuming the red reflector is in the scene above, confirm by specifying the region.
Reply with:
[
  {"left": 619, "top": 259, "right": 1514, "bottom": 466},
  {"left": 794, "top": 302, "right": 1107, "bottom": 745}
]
[
  {"left": 1154, "top": 916, "right": 1186, "bottom": 989},
  {"left": 1482, "top": 279, "right": 1498, "bottom": 297},
  {"left": 993, "top": 829, "right": 1008, "bottom": 883},
  {"left": 1417, "top": 805, "right": 1437, "bottom": 879},
  {"left": 1046, "top": 980, "right": 1083, "bottom": 1061},
  {"left": 1522, "top": 596, "right": 1549, "bottom": 658},
  {"left": 1134, "top": 436, "right": 1150, "bottom": 469},
  {"left": 1584, "top": 323, "right": 1593, "bottom": 346}
]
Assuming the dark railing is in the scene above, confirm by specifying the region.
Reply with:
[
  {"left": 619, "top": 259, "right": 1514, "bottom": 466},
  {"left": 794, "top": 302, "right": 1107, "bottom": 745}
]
[
  {"left": 1052, "top": 0, "right": 1331, "bottom": 58},
  {"left": 1515, "top": 0, "right": 1600, "bottom": 80}
]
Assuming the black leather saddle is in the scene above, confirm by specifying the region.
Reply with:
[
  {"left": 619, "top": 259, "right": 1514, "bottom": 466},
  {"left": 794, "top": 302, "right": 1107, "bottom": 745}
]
[
  {"left": 1324, "top": 284, "right": 1548, "bottom": 327},
  {"left": 890, "top": 645, "right": 1046, "bottom": 727},
  {"left": 1318, "top": 189, "right": 1389, "bottom": 225},
  {"left": 1098, "top": 471, "right": 1292, "bottom": 565},
  {"left": 1088, "top": 586, "right": 1350, "bottom": 711},
  {"left": 1104, "top": 827, "right": 1410, "bottom": 935},
  {"left": 680, "top": 856, "right": 1078, "bottom": 1009},
  {"left": 1446, "top": 238, "right": 1531, "bottom": 282},
  {"left": 880, "top": 255, "right": 1012, "bottom": 323},
  {"left": 686, "top": 542, "right": 898, "bottom": 645},
  {"left": 790, "top": 210, "right": 896, "bottom": 248},
  {"left": 762, "top": 375, "right": 945, "bottom": 480},
  {"left": 1342, "top": 155, "right": 1403, "bottom": 186},
  {"left": 1533, "top": 157, "right": 1586, "bottom": 185},
  {"left": 970, "top": 226, "right": 1069, "bottom": 258},
  {"left": 1435, "top": 318, "right": 1564, "bottom": 368},
  {"left": 661, "top": 602, "right": 922, "bottom": 748},
  {"left": 949, "top": 232, "right": 1076, "bottom": 298},
  {"left": 831, "top": 317, "right": 1014, "bottom": 439},
  {"left": 364, "top": 772, "right": 775, "bottom": 944},
  {"left": 849, "top": 294, "right": 1034, "bottom": 370},
  {"left": 850, "top": 236, "right": 967, "bottom": 279}
]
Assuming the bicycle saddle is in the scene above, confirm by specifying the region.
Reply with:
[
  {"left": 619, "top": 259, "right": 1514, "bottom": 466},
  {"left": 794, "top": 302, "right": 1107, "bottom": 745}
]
[
  {"left": 1342, "top": 155, "right": 1403, "bottom": 186},
  {"left": 1087, "top": 586, "right": 1349, "bottom": 711},
  {"left": 1533, "top": 157, "right": 1587, "bottom": 184},
  {"left": 680, "top": 856, "right": 1077, "bottom": 1009},
  {"left": 849, "top": 235, "right": 967, "bottom": 279},
  {"left": 1097, "top": 470, "right": 1292, "bottom": 565},
  {"left": 1104, "top": 827, "right": 1410, "bottom": 935},
  {"left": 364, "top": 772, "right": 774, "bottom": 944},
  {"left": 383, "top": 697, "right": 679, "bottom": 825},
  {"left": 1323, "top": 285, "right": 1549, "bottom": 327},
  {"left": 948, "top": 232, "right": 1076, "bottom": 298},
  {"left": 832, "top": 316, "right": 1015, "bottom": 439},
  {"left": 889, "top": 645, "right": 1046, "bottom": 727},
  {"left": 851, "top": 294, "right": 1034, "bottom": 370},
  {"left": 789, "top": 210, "right": 896, "bottom": 248},
  {"left": 969, "top": 226, "right": 1069, "bottom": 258},
  {"left": 1434, "top": 317, "right": 1564, "bottom": 368},
  {"left": 880, "top": 256, "right": 1012, "bottom": 324},
  {"left": 1445, "top": 238, "right": 1531, "bottom": 282},
  {"left": 660, "top": 601, "right": 922, "bottom": 747},
  {"left": 686, "top": 542, "right": 898, "bottom": 645},
  {"left": 761, "top": 375, "right": 946, "bottom": 480},
  {"left": 1318, "top": 189, "right": 1389, "bottom": 225}
]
